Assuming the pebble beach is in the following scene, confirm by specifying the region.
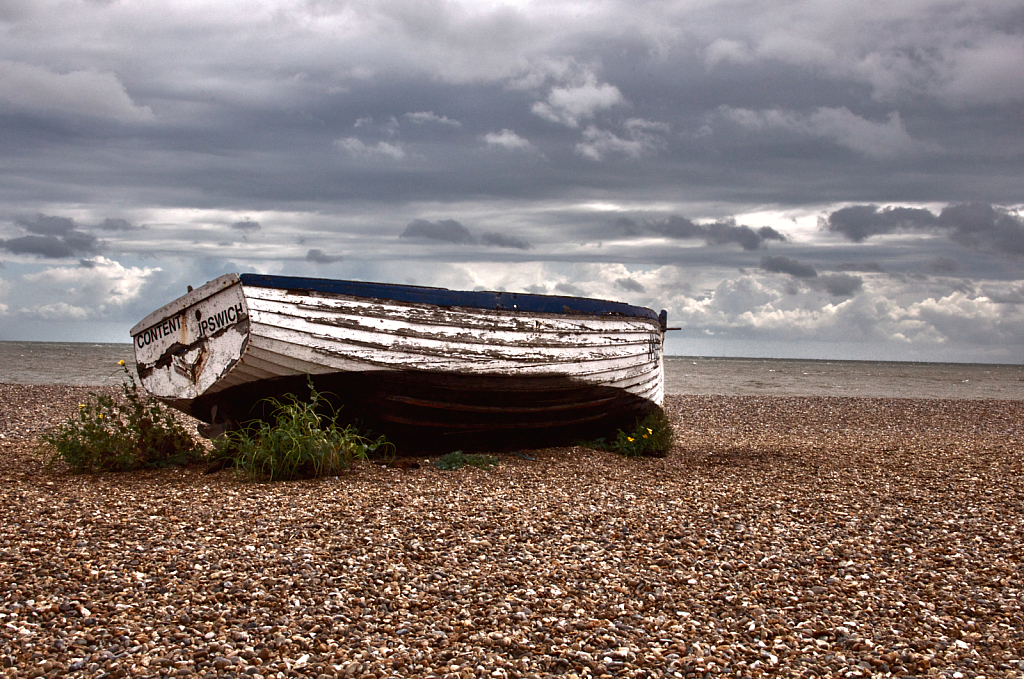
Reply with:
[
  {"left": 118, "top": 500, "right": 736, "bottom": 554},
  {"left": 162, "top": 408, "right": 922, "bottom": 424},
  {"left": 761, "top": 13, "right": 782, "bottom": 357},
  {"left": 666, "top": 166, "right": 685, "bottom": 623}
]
[{"left": 1, "top": 383, "right": 1022, "bottom": 678}]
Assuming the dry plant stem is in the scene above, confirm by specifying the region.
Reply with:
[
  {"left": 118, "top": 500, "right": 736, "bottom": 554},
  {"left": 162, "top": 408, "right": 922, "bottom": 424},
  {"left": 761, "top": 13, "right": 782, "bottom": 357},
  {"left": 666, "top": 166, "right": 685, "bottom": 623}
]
[{"left": 2, "top": 383, "right": 1023, "bottom": 678}]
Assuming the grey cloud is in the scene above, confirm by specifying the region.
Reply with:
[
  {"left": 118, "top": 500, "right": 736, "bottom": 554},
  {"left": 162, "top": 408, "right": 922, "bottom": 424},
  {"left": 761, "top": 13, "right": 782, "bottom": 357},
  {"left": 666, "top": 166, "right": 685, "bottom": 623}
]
[
  {"left": 306, "top": 249, "right": 343, "bottom": 264},
  {"left": 615, "top": 277, "right": 645, "bottom": 293},
  {"left": 400, "top": 219, "right": 476, "bottom": 244},
  {"left": 613, "top": 217, "right": 645, "bottom": 236},
  {"left": 827, "top": 203, "right": 1024, "bottom": 255},
  {"left": 623, "top": 216, "right": 787, "bottom": 250},
  {"left": 760, "top": 255, "right": 818, "bottom": 278},
  {"left": 232, "top": 219, "right": 261, "bottom": 231},
  {"left": 400, "top": 221, "right": 532, "bottom": 249},
  {"left": 62, "top": 230, "right": 99, "bottom": 252},
  {"left": 834, "top": 262, "right": 885, "bottom": 273},
  {"left": 826, "top": 205, "right": 938, "bottom": 242},
  {"left": 480, "top": 232, "right": 532, "bottom": 250},
  {"left": 554, "top": 282, "right": 586, "bottom": 296},
  {"left": 1, "top": 214, "right": 98, "bottom": 257},
  {"left": 929, "top": 257, "right": 959, "bottom": 274},
  {"left": 404, "top": 111, "right": 461, "bottom": 127},
  {"left": 2, "top": 235, "right": 78, "bottom": 258},
  {"left": 17, "top": 214, "right": 76, "bottom": 236},
  {"left": 982, "top": 283, "right": 1024, "bottom": 304},
  {"left": 98, "top": 218, "right": 135, "bottom": 231},
  {"left": 940, "top": 203, "right": 1024, "bottom": 255},
  {"left": 815, "top": 273, "right": 863, "bottom": 297}
]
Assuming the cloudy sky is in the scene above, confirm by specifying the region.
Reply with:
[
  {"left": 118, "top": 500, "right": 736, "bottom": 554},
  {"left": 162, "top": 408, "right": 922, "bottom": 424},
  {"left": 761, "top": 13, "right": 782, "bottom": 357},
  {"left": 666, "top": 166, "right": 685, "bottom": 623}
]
[{"left": 1, "top": 0, "right": 1022, "bottom": 362}]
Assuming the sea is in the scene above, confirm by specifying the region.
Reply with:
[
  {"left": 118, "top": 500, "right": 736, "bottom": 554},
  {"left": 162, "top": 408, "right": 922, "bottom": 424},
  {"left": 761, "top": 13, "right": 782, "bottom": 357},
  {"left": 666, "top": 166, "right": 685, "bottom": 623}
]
[{"left": 0, "top": 341, "right": 1022, "bottom": 400}]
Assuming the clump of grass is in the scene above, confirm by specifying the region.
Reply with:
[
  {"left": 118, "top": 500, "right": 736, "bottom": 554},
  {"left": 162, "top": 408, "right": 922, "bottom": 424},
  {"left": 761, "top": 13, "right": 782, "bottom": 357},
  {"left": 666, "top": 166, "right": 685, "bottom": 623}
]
[
  {"left": 585, "top": 408, "right": 674, "bottom": 458},
  {"left": 434, "top": 450, "right": 499, "bottom": 471},
  {"left": 40, "top": 361, "right": 205, "bottom": 473},
  {"left": 215, "top": 378, "right": 393, "bottom": 482}
]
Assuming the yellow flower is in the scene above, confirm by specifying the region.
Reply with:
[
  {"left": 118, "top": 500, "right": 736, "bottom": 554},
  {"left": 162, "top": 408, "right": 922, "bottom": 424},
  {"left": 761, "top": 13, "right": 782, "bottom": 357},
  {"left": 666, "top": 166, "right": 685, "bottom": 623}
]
[
  {"left": 643, "top": 434, "right": 648, "bottom": 439},
  {"left": 78, "top": 404, "right": 85, "bottom": 409},
  {"left": 118, "top": 359, "right": 126, "bottom": 366},
  {"left": 647, "top": 428, "right": 653, "bottom": 434},
  {"left": 98, "top": 414, "right": 104, "bottom": 419},
  {"left": 627, "top": 436, "right": 634, "bottom": 442}
]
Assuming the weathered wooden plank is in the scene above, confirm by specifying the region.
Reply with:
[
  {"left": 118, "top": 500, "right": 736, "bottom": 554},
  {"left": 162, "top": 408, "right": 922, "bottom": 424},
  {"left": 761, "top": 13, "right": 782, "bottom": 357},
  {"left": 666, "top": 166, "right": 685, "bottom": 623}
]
[
  {"left": 133, "top": 272, "right": 667, "bottom": 447},
  {"left": 248, "top": 287, "right": 660, "bottom": 335}
]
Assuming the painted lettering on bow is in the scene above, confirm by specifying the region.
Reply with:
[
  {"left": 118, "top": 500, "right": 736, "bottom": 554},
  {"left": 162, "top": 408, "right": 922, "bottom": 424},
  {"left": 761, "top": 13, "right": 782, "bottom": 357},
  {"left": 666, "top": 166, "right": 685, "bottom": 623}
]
[
  {"left": 198, "top": 302, "right": 246, "bottom": 337},
  {"left": 134, "top": 301, "right": 246, "bottom": 349},
  {"left": 135, "top": 315, "right": 183, "bottom": 349}
]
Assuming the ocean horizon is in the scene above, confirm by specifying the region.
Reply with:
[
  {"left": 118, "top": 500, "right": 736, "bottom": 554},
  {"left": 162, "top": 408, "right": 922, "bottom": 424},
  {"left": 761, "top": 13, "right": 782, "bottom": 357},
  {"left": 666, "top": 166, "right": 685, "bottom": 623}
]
[{"left": 1, "top": 340, "right": 1021, "bottom": 399}]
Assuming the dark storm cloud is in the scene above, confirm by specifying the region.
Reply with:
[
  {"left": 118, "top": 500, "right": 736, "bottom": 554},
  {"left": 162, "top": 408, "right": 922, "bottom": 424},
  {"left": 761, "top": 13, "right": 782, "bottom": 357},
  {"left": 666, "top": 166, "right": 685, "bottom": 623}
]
[
  {"left": 940, "top": 203, "right": 1024, "bottom": 255},
  {"left": 1, "top": 235, "right": 78, "bottom": 258},
  {"left": 1, "top": 0, "right": 1023, "bottom": 217},
  {"left": 618, "top": 216, "right": 787, "bottom": 250},
  {"left": 615, "top": 277, "right": 645, "bottom": 293},
  {"left": 815, "top": 273, "right": 863, "bottom": 297},
  {"left": 826, "top": 205, "right": 937, "bottom": 242},
  {"left": 17, "top": 214, "right": 76, "bottom": 236},
  {"left": 555, "top": 282, "right": 586, "bottom": 297},
  {"left": 480, "top": 232, "right": 533, "bottom": 250},
  {"left": 97, "top": 218, "right": 136, "bottom": 231},
  {"left": 400, "top": 219, "right": 476, "bottom": 244},
  {"left": 2, "top": 214, "right": 98, "bottom": 258},
  {"left": 62, "top": 230, "right": 99, "bottom": 252},
  {"left": 306, "top": 249, "right": 343, "bottom": 264},
  {"left": 760, "top": 256, "right": 862, "bottom": 296},
  {"left": 232, "top": 219, "right": 262, "bottom": 232},
  {"left": 760, "top": 255, "right": 818, "bottom": 278},
  {"left": 400, "top": 220, "right": 532, "bottom": 249},
  {"left": 826, "top": 203, "right": 1024, "bottom": 255}
]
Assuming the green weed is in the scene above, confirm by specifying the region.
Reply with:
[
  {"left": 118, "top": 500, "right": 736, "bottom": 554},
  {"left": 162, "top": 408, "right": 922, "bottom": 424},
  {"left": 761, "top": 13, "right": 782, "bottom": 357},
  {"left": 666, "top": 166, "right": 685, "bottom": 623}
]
[
  {"left": 434, "top": 450, "right": 499, "bottom": 471},
  {"left": 215, "top": 378, "right": 393, "bottom": 482},
  {"left": 584, "top": 408, "right": 674, "bottom": 458},
  {"left": 40, "top": 361, "right": 205, "bottom": 473}
]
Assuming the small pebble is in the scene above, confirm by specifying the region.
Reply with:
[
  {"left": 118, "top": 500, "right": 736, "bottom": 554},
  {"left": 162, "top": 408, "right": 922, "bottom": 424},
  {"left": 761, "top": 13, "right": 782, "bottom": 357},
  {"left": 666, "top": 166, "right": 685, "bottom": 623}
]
[{"left": 1, "top": 385, "right": 1022, "bottom": 677}]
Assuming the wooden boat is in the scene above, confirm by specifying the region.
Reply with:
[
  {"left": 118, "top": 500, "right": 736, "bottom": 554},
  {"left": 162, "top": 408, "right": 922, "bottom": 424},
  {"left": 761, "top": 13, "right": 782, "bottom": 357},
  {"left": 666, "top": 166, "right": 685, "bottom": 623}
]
[{"left": 131, "top": 273, "right": 667, "bottom": 450}]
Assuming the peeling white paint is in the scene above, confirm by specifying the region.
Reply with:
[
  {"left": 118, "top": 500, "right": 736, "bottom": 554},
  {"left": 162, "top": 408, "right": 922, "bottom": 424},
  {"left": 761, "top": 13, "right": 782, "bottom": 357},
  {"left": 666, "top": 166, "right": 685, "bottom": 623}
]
[{"left": 133, "top": 275, "right": 665, "bottom": 410}]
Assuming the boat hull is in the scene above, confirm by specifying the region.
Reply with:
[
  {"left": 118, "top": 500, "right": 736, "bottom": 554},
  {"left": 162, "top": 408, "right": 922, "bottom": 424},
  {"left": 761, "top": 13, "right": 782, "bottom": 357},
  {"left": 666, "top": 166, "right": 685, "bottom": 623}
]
[{"left": 131, "top": 274, "right": 666, "bottom": 450}]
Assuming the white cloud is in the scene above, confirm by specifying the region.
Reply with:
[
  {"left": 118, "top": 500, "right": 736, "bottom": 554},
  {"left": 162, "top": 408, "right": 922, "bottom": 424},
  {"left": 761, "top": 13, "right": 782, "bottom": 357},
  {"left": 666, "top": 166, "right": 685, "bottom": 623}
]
[
  {"left": 718, "top": 106, "right": 931, "bottom": 160},
  {"left": 483, "top": 129, "right": 534, "bottom": 151},
  {"left": 653, "top": 269, "right": 1024, "bottom": 349},
  {"left": 404, "top": 111, "right": 462, "bottom": 127},
  {"left": 334, "top": 137, "right": 407, "bottom": 159},
  {"left": 532, "top": 73, "right": 625, "bottom": 127},
  {"left": 0, "top": 276, "right": 9, "bottom": 316},
  {"left": 575, "top": 119, "right": 669, "bottom": 161},
  {"left": 21, "top": 301, "right": 92, "bottom": 321},
  {"left": 909, "top": 291, "right": 1024, "bottom": 344},
  {"left": 0, "top": 61, "right": 154, "bottom": 122},
  {"left": 704, "top": 39, "right": 754, "bottom": 68},
  {"left": 21, "top": 256, "right": 161, "bottom": 315}
]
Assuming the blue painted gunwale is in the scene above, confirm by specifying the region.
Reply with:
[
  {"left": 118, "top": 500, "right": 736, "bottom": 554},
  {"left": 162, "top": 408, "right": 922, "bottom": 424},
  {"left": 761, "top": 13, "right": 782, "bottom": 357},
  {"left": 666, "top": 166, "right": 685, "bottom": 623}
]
[{"left": 240, "top": 273, "right": 663, "bottom": 325}]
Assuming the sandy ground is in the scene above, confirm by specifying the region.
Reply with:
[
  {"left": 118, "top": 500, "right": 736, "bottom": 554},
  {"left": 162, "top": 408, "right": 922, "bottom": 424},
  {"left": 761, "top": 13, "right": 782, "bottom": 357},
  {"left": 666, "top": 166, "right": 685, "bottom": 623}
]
[{"left": 1, "top": 383, "right": 1023, "bottom": 678}]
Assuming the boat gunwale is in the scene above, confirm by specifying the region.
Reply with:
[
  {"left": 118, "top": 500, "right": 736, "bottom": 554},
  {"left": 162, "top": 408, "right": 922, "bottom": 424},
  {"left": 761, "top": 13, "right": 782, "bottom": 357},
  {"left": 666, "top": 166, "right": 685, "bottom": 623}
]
[
  {"left": 129, "top": 273, "right": 241, "bottom": 336},
  {"left": 239, "top": 273, "right": 662, "bottom": 324}
]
